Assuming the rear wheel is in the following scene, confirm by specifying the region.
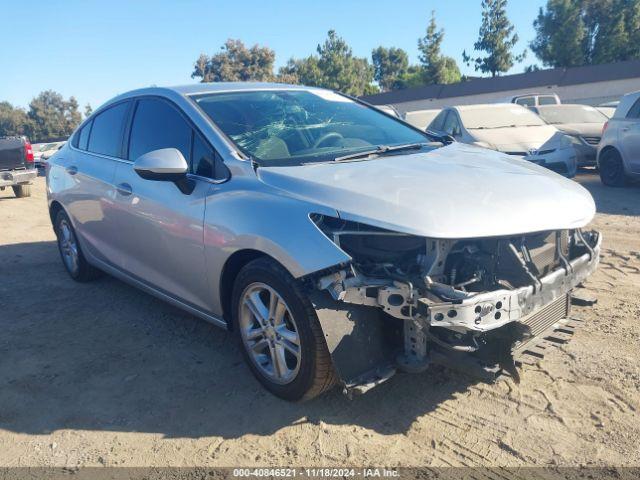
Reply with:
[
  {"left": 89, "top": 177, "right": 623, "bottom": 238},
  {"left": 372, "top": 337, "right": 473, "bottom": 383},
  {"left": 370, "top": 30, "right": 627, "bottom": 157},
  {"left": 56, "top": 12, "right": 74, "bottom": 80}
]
[
  {"left": 599, "top": 149, "right": 626, "bottom": 187},
  {"left": 54, "top": 210, "right": 102, "bottom": 282},
  {"left": 12, "top": 184, "right": 31, "bottom": 197},
  {"left": 231, "top": 257, "right": 336, "bottom": 401}
]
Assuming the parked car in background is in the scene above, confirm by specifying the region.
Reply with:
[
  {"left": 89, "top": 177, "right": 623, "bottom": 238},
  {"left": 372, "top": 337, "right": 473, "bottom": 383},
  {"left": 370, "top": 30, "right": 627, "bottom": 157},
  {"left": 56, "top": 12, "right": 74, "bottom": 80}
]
[
  {"left": 0, "top": 136, "right": 36, "bottom": 197},
  {"left": 33, "top": 141, "right": 66, "bottom": 167},
  {"left": 598, "top": 90, "right": 640, "bottom": 186},
  {"left": 404, "top": 108, "right": 441, "bottom": 131},
  {"left": 499, "top": 92, "right": 561, "bottom": 107},
  {"left": 427, "top": 104, "right": 578, "bottom": 177},
  {"left": 597, "top": 100, "right": 619, "bottom": 119},
  {"left": 374, "top": 104, "right": 401, "bottom": 118},
  {"left": 47, "top": 83, "right": 600, "bottom": 400},
  {"left": 531, "top": 104, "right": 607, "bottom": 167}
]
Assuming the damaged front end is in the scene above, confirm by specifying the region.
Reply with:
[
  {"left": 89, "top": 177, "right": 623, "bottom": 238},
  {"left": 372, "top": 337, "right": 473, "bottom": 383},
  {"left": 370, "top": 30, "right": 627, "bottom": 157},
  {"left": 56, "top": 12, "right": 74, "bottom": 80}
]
[{"left": 307, "top": 214, "right": 601, "bottom": 395}]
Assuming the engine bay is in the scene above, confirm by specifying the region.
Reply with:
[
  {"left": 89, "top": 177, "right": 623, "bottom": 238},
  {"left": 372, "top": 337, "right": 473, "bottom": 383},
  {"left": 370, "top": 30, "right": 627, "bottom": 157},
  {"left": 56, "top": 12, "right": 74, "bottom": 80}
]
[{"left": 310, "top": 214, "right": 601, "bottom": 385}]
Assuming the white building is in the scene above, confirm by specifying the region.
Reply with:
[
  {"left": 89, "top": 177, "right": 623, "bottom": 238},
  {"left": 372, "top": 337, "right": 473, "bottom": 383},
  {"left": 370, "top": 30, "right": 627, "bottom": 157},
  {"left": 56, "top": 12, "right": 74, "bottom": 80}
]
[{"left": 361, "top": 59, "right": 640, "bottom": 115}]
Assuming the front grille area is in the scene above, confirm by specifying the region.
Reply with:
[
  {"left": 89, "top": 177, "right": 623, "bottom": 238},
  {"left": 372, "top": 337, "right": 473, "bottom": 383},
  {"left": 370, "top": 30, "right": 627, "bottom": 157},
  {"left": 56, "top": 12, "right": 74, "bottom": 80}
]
[
  {"left": 525, "top": 230, "right": 569, "bottom": 276},
  {"left": 582, "top": 136, "right": 601, "bottom": 145},
  {"left": 513, "top": 295, "right": 570, "bottom": 352}
]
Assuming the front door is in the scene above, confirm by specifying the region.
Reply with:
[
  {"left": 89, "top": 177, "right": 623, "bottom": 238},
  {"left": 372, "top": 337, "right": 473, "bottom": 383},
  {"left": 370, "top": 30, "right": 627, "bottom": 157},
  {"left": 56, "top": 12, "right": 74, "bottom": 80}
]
[{"left": 112, "top": 97, "right": 217, "bottom": 312}]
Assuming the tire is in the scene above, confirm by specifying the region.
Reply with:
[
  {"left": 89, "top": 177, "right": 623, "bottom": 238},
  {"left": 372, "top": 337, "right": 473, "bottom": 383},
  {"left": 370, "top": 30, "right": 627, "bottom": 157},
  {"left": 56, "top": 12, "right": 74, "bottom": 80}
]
[
  {"left": 53, "top": 210, "right": 102, "bottom": 282},
  {"left": 12, "top": 184, "right": 31, "bottom": 197},
  {"left": 231, "top": 257, "right": 336, "bottom": 401},
  {"left": 599, "top": 149, "right": 626, "bottom": 187}
]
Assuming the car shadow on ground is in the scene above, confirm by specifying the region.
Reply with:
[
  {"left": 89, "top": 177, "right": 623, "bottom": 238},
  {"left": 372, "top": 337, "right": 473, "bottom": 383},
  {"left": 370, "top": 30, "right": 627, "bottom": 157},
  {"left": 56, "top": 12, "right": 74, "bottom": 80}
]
[
  {"left": 575, "top": 171, "right": 640, "bottom": 216},
  {"left": 0, "top": 241, "right": 477, "bottom": 440}
]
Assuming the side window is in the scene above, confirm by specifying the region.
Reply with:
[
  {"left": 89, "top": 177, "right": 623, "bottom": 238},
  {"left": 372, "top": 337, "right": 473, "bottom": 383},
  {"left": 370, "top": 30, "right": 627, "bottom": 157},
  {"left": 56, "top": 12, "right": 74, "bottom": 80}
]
[
  {"left": 128, "top": 98, "right": 191, "bottom": 161},
  {"left": 538, "top": 96, "right": 557, "bottom": 106},
  {"left": 429, "top": 110, "right": 447, "bottom": 131},
  {"left": 87, "top": 102, "right": 130, "bottom": 157},
  {"left": 78, "top": 120, "right": 92, "bottom": 150},
  {"left": 191, "top": 133, "right": 216, "bottom": 177},
  {"left": 515, "top": 97, "right": 535, "bottom": 107},
  {"left": 626, "top": 99, "right": 640, "bottom": 119},
  {"left": 443, "top": 112, "right": 461, "bottom": 136}
]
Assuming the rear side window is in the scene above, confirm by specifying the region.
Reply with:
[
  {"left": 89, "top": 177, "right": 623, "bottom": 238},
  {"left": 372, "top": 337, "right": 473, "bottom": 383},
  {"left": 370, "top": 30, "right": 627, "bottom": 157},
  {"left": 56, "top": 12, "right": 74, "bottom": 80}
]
[
  {"left": 87, "top": 102, "right": 130, "bottom": 157},
  {"left": 442, "top": 112, "right": 461, "bottom": 136},
  {"left": 538, "top": 96, "right": 557, "bottom": 106},
  {"left": 626, "top": 99, "right": 640, "bottom": 119},
  {"left": 128, "top": 98, "right": 191, "bottom": 161},
  {"left": 78, "top": 120, "right": 92, "bottom": 150},
  {"left": 429, "top": 110, "right": 447, "bottom": 131},
  {"left": 515, "top": 97, "right": 535, "bottom": 107}
]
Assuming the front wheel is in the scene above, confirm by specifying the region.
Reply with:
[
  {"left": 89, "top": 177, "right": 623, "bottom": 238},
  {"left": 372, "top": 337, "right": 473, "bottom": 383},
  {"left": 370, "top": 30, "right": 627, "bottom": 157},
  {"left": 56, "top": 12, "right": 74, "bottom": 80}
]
[
  {"left": 231, "top": 257, "right": 336, "bottom": 401},
  {"left": 599, "top": 149, "right": 626, "bottom": 187}
]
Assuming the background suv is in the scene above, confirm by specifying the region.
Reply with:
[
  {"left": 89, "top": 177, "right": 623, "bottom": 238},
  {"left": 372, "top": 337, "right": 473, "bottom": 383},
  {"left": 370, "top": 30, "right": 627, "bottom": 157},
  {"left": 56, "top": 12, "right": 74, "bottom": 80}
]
[{"left": 598, "top": 90, "right": 640, "bottom": 186}]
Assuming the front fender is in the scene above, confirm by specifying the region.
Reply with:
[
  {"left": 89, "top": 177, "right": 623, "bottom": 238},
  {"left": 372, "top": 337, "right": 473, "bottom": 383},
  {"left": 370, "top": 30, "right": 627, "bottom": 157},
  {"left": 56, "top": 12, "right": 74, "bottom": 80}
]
[{"left": 203, "top": 179, "right": 351, "bottom": 315}]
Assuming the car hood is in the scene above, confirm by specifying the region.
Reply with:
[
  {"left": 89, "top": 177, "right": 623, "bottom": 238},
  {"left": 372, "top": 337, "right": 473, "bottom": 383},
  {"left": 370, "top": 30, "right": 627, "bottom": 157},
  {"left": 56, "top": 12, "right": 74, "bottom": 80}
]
[
  {"left": 469, "top": 125, "right": 563, "bottom": 152},
  {"left": 256, "top": 143, "right": 595, "bottom": 239},
  {"left": 552, "top": 123, "right": 604, "bottom": 137}
]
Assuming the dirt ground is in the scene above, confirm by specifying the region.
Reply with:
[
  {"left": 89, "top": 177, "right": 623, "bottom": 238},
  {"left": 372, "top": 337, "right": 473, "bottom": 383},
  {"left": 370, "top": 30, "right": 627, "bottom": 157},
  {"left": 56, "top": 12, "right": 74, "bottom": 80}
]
[{"left": 0, "top": 174, "right": 639, "bottom": 469}]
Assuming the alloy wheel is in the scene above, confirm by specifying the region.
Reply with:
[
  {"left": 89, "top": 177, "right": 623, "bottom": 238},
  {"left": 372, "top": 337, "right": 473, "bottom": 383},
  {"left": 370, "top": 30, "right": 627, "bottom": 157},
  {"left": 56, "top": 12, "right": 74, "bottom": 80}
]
[
  {"left": 238, "top": 282, "right": 301, "bottom": 384},
  {"left": 58, "top": 219, "right": 79, "bottom": 275}
]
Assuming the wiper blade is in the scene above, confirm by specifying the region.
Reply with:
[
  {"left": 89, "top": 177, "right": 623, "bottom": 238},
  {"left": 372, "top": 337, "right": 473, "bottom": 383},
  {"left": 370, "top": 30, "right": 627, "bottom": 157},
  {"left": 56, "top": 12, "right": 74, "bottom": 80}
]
[{"left": 333, "top": 143, "right": 425, "bottom": 162}]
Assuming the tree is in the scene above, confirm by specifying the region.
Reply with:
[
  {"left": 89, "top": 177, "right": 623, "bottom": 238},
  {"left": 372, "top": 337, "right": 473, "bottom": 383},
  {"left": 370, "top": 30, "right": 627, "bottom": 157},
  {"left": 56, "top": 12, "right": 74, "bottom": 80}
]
[
  {"left": 371, "top": 46, "right": 409, "bottom": 91},
  {"left": 84, "top": 103, "right": 93, "bottom": 118},
  {"left": 531, "top": 0, "right": 588, "bottom": 67},
  {"left": 27, "top": 91, "right": 81, "bottom": 142},
  {"left": 281, "top": 30, "right": 376, "bottom": 96},
  {"left": 531, "top": 0, "right": 640, "bottom": 68},
  {"left": 0, "top": 102, "right": 31, "bottom": 138},
  {"left": 418, "top": 12, "right": 462, "bottom": 84},
  {"left": 192, "top": 39, "right": 276, "bottom": 82},
  {"left": 463, "top": 0, "right": 526, "bottom": 76},
  {"left": 587, "top": 0, "right": 640, "bottom": 64}
]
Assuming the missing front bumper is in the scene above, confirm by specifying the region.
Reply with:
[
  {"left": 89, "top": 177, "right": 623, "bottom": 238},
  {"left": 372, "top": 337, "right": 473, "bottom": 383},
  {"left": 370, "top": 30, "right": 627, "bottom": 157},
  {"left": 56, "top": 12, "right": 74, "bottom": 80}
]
[{"left": 311, "top": 232, "right": 601, "bottom": 395}]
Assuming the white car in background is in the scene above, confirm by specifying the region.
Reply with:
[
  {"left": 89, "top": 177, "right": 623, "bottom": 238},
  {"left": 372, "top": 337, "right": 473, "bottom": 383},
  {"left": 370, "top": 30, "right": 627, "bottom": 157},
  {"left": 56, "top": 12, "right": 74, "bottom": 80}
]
[
  {"left": 427, "top": 104, "right": 578, "bottom": 177},
  {"left": 598, "top": 90, "right": 640, "bottom": 186},
  {"left": 374, "top": 104, "right": 401, "bottom": 118},
  {"left": 497, "top": 92, "right": 561, "bottom": 107},
  {"left": 531, "top": 104, "right": 608, "bottom": 167},
  {"left": 33, "top": 141, "right": 66, "bottom": 167},
  {"left": 404, "top": 108, "right": 441, "bottom": 131}
]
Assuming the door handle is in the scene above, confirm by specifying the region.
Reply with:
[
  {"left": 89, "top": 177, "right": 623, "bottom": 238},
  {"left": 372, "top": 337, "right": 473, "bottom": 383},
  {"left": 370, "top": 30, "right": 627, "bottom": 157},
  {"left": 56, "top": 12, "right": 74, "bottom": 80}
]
[
  {"left": 66, "top": 166, "right": 78, "bottom": 175},
  {"left": 116, "top": 182, "right": 133, "bottom": 196}
]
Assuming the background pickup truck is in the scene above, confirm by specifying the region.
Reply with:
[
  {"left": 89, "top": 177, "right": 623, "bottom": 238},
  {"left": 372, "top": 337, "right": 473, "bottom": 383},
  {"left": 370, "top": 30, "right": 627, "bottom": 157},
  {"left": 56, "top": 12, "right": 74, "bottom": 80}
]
[{"left": 0, "top": 136, "right": 37, "bottom": 198}]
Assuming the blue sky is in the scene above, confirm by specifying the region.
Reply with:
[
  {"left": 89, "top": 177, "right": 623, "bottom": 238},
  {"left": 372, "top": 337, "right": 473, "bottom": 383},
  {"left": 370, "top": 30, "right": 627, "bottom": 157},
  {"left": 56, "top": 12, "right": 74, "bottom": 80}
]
[{"left": 1, "top": 0, "right": 546, "bottom": 110}]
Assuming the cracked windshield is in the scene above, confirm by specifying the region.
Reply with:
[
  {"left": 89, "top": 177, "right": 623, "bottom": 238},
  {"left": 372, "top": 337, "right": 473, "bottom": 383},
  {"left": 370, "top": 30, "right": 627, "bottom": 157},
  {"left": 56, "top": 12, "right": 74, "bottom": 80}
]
[{"left": 194, "top": 89, "right": 429, "bottom": 166}]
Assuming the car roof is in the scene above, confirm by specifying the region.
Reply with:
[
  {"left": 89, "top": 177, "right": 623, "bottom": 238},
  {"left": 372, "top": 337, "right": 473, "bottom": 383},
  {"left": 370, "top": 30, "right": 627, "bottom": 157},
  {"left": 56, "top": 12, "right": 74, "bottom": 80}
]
[
  {"left": 452, "top": 103, "right": 526, "bottom": 111},
  {"left": 134, "top": 82, "right": 317, "bottom": 97},
  {"left": 535, "top": 103, "right": 596, "bottom": 109},
  {"left": 99, "top": 82, "right": 333, "bottom": 112}
]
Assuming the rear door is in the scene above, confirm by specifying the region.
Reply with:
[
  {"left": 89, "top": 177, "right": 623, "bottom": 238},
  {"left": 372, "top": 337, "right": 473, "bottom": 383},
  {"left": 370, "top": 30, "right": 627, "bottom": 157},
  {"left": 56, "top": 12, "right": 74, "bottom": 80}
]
[
  {"left": 64, "top": 101, "right": 132, "bottom": 266},
  {"left": 112, "top": 96, "right": 215, "bottom": 311},
  {"left": 619, "top": 98, "right": 640, "bottom": 173}
]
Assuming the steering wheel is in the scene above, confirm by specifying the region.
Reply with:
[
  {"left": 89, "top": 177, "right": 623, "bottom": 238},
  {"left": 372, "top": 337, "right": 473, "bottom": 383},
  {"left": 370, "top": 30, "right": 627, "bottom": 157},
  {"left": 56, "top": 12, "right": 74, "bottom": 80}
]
[{"left": 313, "top": 132, "right": 344, "bottom": 149}]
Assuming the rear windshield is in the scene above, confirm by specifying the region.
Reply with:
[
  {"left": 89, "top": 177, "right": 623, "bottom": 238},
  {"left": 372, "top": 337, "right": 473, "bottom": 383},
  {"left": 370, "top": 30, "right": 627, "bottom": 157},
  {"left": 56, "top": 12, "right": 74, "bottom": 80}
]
[
  {"left": 459, "top": 105, "right": 547, "bottom": 129},
  {"left": 536, "top": 105, "right": 607, "bottom": 124},
  {"left": 192, "top": 90, "right": 429, "bottom": 166}
]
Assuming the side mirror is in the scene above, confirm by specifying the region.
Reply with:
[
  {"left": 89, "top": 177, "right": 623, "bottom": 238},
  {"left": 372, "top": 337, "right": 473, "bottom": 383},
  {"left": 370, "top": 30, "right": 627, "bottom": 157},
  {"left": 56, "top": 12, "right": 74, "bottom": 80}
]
[{"left": 134, "top": 148, "right": 194, "bottom": 194}]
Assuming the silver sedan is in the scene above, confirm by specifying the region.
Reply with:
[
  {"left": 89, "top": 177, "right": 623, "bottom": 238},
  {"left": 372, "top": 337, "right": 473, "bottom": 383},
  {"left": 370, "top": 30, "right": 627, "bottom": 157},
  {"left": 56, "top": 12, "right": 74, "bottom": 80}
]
[{"left": 47, "top": 83, "right": 600, "bottom": 400}]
